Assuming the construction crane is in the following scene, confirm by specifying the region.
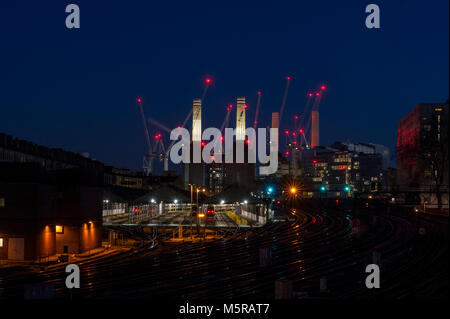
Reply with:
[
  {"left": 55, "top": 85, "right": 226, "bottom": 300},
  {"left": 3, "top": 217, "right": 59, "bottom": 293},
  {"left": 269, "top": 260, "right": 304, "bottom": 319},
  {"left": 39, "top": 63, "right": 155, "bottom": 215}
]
[
  {"left": 279, "top": 76, "right": 291, "bottom": 124},
  {"left": 253, "top": 91, "right": 262, "bottom": 129},
  {"left": 137, "top": 98, "right": 155, "bottom": 176}
]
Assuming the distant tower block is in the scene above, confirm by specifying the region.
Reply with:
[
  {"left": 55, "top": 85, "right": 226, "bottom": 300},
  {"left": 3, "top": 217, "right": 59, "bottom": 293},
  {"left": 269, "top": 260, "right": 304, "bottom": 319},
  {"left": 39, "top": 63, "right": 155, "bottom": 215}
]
[
  {"left": 271, "top": 112, "right": 279, "bottom": 129},
  {"left": 236, "top": 97, "right": 246, "bottom": 141},
  {"left": 311, "top": 110, "right": 319, "bottom": 148},
  {"left": 192, "top": 98, "right": 202, "bottom": 142}
]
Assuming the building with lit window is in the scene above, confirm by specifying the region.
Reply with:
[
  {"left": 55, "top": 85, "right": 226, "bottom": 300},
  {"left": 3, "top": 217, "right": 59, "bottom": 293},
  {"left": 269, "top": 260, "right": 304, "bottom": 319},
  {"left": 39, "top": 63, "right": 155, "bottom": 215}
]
[
  {"left": 301, "top": 141, "right": 388, "bottom": 197},
  {"left": 397, "top": 101, "right": 449, "bottom": 212},
  {"left": 0, "top": 163, "right": 103, "bottom": 261}
]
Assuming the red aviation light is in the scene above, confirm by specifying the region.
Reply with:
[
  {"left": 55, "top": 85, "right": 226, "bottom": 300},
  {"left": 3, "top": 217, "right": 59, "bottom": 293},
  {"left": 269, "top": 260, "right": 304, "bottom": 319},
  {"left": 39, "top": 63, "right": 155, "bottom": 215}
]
[
  {"left": 286, "top": 76, "right": 291, "bottom": 81},
  {"left": 220, "top": 136, "right": 224, "bottom": 141},
  {"left": 285, "top": 151, "right": 290, "bottom": 156},
  {"left": 177, "top": 125, "right": 181, "bottom": 129},
  {"left": 293, "top": 141, "right": 297, "bottom": 145},
  {"left": 244, "top": 104, "right": 248, "bottom": 109},
  {"left": 299, "top": 129, "right": 304, "bottom": 133},
  {"left": 313, "top": 160, "right": 317, "bottom": 164},
  {"left": 315, "top": 92, "right": 320, "bottom": 97},
  {"left": 245, "top": 139, "right": 250, "bottom": 145},
  {"left": 257, "top": 91, "right": 261, "bottom": 95},
  {"left": 320, "top": 85, "right": 326, "bottom": 91},
  {"left": 254, "top": 121, "right": 258, "bottom": 125},
  {"left": 292, "top": 132, "right": 296, "bottom": 136},
  {"left": 308, "top": 93, "right": 313, "bottom": 97},
  {"left": 205, "top": 78, "right": 212, "bottom": 84},
  {"left": 137, "top": 98, "right": 142, "bottom": 103},
  {"left": 284, "top": 130, "right": 289, "bottom": 135},
  {"left": 294, "top": 115, "right": 299, "bottom": 120},
  {"left": 201, "top": 141, "right": 206, "bottom": 147}
]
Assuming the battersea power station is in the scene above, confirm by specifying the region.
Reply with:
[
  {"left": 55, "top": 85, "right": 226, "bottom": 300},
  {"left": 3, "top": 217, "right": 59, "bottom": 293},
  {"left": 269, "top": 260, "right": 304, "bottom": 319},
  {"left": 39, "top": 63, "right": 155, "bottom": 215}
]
[{"left": 182, "top": 97, "right": 257, "bottom": 193}]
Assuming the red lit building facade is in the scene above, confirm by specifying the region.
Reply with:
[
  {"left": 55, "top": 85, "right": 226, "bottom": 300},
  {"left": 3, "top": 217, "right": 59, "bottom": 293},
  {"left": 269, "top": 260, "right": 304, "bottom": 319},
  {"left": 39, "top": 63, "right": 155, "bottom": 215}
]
[{"left": 397, "top": 102, "right": 449, "bottom": 212}]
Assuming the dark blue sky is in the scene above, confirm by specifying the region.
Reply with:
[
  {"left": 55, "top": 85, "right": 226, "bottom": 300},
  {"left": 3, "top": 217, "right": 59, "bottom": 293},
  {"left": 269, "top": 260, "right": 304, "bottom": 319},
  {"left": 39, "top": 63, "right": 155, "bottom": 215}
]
[{"left": 0, "top": 0, "right": 448, "bottom": 171}]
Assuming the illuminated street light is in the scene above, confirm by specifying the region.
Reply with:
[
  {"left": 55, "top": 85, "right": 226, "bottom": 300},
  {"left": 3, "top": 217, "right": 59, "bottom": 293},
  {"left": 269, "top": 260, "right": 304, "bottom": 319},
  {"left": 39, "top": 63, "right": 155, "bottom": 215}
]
[{"left": 290, "top": 187, "right": 297, "bottom": 194}]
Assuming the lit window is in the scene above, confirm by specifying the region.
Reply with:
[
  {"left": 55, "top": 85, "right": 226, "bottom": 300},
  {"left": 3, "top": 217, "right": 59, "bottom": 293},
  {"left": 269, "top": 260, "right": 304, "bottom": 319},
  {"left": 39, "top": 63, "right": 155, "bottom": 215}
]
[
  {"left": 0, "top": 238, "right": 3, "bottom": 247},
  {"left": 56, "top": 225, "right": 64, "bottom": 234},
  {"left": 0, "top": 198, "right": 5, "bottom": 207}
]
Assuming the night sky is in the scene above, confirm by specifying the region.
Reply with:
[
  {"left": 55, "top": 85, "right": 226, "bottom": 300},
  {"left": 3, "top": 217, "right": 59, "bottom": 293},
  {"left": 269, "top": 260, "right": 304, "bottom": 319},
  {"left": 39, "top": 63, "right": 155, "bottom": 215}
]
[{"left": 0, "top": 1, "right": 448, "bottom": 171}]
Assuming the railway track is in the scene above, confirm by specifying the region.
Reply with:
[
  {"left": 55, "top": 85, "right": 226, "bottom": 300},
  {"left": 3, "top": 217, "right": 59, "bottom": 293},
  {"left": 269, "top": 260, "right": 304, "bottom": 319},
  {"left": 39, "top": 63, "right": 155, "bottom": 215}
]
[{"left": 0, "top": 204, "right": 447, "bottom": 299}]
